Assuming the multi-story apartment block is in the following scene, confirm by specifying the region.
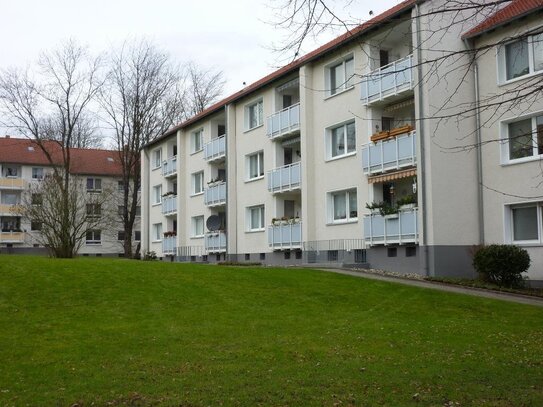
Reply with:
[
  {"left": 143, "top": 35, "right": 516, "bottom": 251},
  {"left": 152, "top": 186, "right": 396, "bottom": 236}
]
[
  {"left": 141, "top": 0, "right": 543, "bottom": 285},
  {"left": 0, "top": 137, "right": 140, "bottom": 256}
]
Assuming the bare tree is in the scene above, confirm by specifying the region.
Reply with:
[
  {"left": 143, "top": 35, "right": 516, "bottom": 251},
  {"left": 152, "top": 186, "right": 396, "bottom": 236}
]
[
  {"left": 185, "top": 62, "right": 226, "bottom": 117},
  {"left": 0, "top": 40, "right": 106, "bottom": 257},
  {"left": 100, "top": 39, "right": 186, "bottom": 258}
]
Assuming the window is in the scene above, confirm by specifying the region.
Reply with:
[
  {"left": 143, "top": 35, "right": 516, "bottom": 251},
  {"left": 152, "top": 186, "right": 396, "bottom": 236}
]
[
  {"left": 1, "top": 193, "right": 19, "bottom": 205},
  {"left": 118, "top": 231, "right": 125, "bottom": 241},
  {"left": 117, "top": 181, "right": 124, "bottom": 191},
  {"left": 247, "top": 205, "right": 265, "bottom": 231},
  {"left": 500, "top": 33, "right": 543, "bottom": 82},
  {"left": 328, "top": 121, "right": 356, "bottom": 159},
  {"left": 192, "top": 216, "right": 204, "bottom": 237},
  {"left": 245, "top": 99, "right": 263, "bottom": 130},
  {"left": 86, "top": 178, "right": 102, "bottom": 192},
  {"left": 152, "top": 223, "right": 163, "bottom": 241},
  {"left": 508, "top": 204, "right": 540, "bottom": 243},
  {"left": 32, "top": 167, "right": 44, "bottom": 179},
  {"left": 136, "top": 206, "right": 141, "bottom": 216},
  {"left": 505, "top": 113, "right": 543, "bottom": 161},
  {"left": 86, "top": 203, "right": 101, "bottom": 218},
  {"left": 4, "top": 166, "right": 18, "bottom": 177},
  {"left": 327, "top": 55, "right": 354, "bottom": 96},
  {"left": 329, "top": 189, "right": 357, "bottom": 223},
  {"left": 86, "top": 230, "right": 101, "bottom": 245},
  {"left": 31, "top": 221, "right": 42, "bottom": 231},
  {"left": 153, "top": 185, "right": 162, "bottom": 204},
  {"left": 153, "top": 149, "right": 162, "bottom": 169},
  {"left": 247, "top": 151, "right": 264, "bottom": 180},
  {"left": 134, "top": 230, "right": 141, "bottom": 241},
  {"left": 191, "top": 129, "right": 203, "bottom": 153},
  {"left": 192, "top": 171, "right": 204, "bottom": 195}
]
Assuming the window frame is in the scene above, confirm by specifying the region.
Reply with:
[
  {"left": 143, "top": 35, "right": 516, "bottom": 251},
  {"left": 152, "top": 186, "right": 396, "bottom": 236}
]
[
  {"left": 328, "top": 188, "right": 358, "bottom": 224},
  {"left": 85, "top": 230, "right": 102, "bottom": 245},
  {"left": 505, "top": 202, "right": 543, "bottom": 245},
  {"left": 152, "top": 184, "right": 162, "bottom": 205},
  {"left": 152, "top": 223, "right": 163, "bottom": 242},
  {"left": 31, "top": 167, "right": 44, "bottom": 180},
  {"left": 245, "top": 99, "right": 264, "bottom": 131},
  {"left": 191, "top": 128, "right": 204, "bottom": 154},
  {"left": 501, "top": 110, "right": 543, "bottom": 164},
  {"left": 152, "top": 148, "right": 162, "bottom": 169},
  {"left": 86, "top": 203, "right": 102, "bottom": 218},
  {"left": 246, "top": 151, "right": 264, "bottom": 181},
  {"left": 246, "top": 205, "right": 265, "bottom": 232},
  {"left": 325, "top": 54, "right": 355, "bottom": 97},
  {"left": 498, "top": 31, "right": 543, "bottom": 85},
  {"left": 326, "top": 120, "right": 357, "bottom": 160},
  {"left": 191, "top": 171, "right": 204, "bottom": 196},
  {"left": 191, "top": 215, "right": 205, "bottom": 238},
  {"left": 86, "top": 177, "right": 102, "bottom": 192}
]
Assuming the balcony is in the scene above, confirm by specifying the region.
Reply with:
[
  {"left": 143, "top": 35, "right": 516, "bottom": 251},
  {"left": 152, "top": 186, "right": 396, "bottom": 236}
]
[
  {"left": 0, "top": 177, "right": 25, "bottom": 189},
  {"left": 363, "top": 208, "right": 418, "bottom": 246},
  {"left": 268, "top": 221, "right": 302, "bottom": 250},
  {"left": 162, "top": 156, "right": 177, "bottom": 178},
  {"left": 161, "top": 195, "right": 177, "bottom": 216},
  {"left": 204, "top": 182, "right": 226, "bottom": 207},
  {"left": 162, "top": 236, "right": 177, "bottom": 255},
  {"left": 360, "top": 54, "right": 413, "bottom": 105},
  {"left": 268, "top": 162, "right": 301, "bottom": 193},
  {"left": 361, "top": 130, "right": 417, "bottom": 175},
  {"left": 266, "top": 103, "right": 300, "bottom": 140},
  {"left": 204, "top": 135, "right": 226, "bottom": 162},
  {"left": 0, "top": 204, "right": 19, "bottom": 215},
  {"left": 0, "top": 231, "right": 25, "bottom": 243},
  {"left": 205, "top": 231, "right": 227, "bottom": 253}
]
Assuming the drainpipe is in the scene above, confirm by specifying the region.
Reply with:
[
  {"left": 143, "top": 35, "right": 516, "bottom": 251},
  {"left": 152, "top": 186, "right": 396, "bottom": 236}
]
[
  {"left": 415, "top": 3, "right": 430, "bottom": 276},
  {"left": 143, "top": 148, "right": 150, "bottom": 254},
  {"left": 463, "top": 38, "right": 485, "bottom": 245},
  {"left": 224, "top": 105, "right": 230, "bottom": 261}
]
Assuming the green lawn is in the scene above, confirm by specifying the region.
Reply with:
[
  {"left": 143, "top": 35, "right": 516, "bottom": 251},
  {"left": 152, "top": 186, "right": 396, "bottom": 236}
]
[{"left": 0, "top": 256, "right": 542, "bottom": 406}]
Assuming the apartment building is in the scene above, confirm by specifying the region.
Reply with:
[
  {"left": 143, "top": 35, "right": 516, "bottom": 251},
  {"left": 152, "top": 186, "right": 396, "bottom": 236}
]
[
  {"left": 141, "top": 0, "right": 543, "bottom": 284},
  {"left": 0, "top": 137, "right": 140, "bottom": 256}
]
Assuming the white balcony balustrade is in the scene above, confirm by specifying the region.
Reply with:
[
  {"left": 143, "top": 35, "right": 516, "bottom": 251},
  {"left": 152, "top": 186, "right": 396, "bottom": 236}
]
[
  {"left": 161, "top": 156, "right": 177, "bottom": 177},
  {"left": 361, "top": 54, "right": 413, "bottom": 105},
  {"left": 267, "top": 162, "right": 301, "bottom": 193},
  {"left": 0, "top": 177, "right": 25, "bottom": 189},
  {"left": 362, "top": 131, "right": 417, "bottom": 175},
  {"left": 268, "top": 221, "right": 302, "bottom": 250},
  {"left": 204, "top": 182, "right": 226, "bottom": 207},
  {"left": 161, "top": 195, "right": 177, "bottom": 215},
  {"left": 204, "top": 135, "right": 226, "bottom": 162},
  {"left": 0, "top": 231, "right": 25, "bottom": 243},
  {"left": 363, "top": 208, "right": 418, "bottom": 246},
  {"left": 162, "top": 236, "right": 177, "bottom": 255},
  {"left": 266, "top": 103, "right": 300, "bottom": 140},
  {"left": 205, "top": 231, "right": 227, "bottom": 253}
]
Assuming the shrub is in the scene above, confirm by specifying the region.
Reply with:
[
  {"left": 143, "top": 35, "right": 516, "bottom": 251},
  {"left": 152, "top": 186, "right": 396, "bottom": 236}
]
[
  {"left": 472, "top": 245, "right": 530, "bottom": 288},
  {"left": 143, "top": 251, "right": 157, "bottom": 261}
]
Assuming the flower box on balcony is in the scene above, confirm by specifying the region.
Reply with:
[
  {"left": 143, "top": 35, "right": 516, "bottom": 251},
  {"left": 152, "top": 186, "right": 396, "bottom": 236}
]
[{"left": 370, "top": 124, "right": 413, "bottom": 143}]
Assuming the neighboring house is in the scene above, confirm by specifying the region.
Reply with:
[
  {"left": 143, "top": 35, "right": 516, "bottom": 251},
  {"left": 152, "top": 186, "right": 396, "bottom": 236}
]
[
  {"left": 0, "top": 137, "right": 140, "bottom": 256},
  {"left": 140, "top": 0, "right": 543, "bottom": 285}
]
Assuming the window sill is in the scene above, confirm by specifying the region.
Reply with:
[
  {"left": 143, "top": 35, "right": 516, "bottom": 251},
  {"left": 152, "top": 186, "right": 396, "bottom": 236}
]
[
  {"left": 324, "top": 86, "right": 354, "bottom": 101},
  {"left": 190, "top": 149, "right": 203, "bottom": 156},
  {"left": 151, "top": 240, "right": 162, "bottom": 243},
  {"left": 152, "top": 166, "right": 161, "bottom": 171},
  {"left": 85, "top": 243, "right": 102, "bottom": 246},
  {"left": 326, "top": 219, "right": 358, "bottom": 226},
  {"left": 191, "top": 192, "right": 204, "bottom": 197},
  {"left": 326, "top": 151, "right": 357, "bottom": 162},
  {"left": 190, "top": 235, "right": 204, "bottom": 239},
  {"left": 152, "top": 202, "right": 162, "bottom": 207},
  {"left": 498, "top": 70, "right": 543, "bottom": 87},
  {"left": 246, "top": 229, "right": 265, "bottom": 233},
  {"left": 245, "top": 175, "right": 264, "bottom": 183},
  {"left": 243, "top": 124, "right": 264, "bottom": 134},
  {"left": 501, "top": 154, "right": 543, "bottom": 167}
]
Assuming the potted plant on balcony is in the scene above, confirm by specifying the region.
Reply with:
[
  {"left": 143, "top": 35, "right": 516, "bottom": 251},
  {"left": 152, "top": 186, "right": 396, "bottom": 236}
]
[
  {"left": 162, "top": 191, "right": 175, "bottom": 198},
  {"left": 379, "top": 203, "right": 399, "bottom": 218},
  {"left": 271, "top": 217, "right": 281, "bottom": 226},
  {"left": 365, "top": 201, "right": 384, "bottom": 215},
  {"left": 396, "top": 194, "right": 417, "bottom": 210}
]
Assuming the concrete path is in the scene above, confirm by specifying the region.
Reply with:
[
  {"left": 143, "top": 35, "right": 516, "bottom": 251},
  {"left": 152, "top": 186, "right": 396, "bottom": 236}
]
[{"left": 319, "top": 268, "right": 543, "bottom": 308}]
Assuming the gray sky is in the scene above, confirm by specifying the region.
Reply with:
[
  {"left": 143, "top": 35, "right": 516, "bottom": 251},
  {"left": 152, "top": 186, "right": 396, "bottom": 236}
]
[{"left": 0, "top": 0, "right": 401, "bottom": 97}]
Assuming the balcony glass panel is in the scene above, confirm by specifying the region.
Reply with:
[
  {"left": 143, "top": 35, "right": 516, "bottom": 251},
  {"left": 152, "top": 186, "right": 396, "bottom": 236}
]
[
  {"left": 361, "top": 54, "right": 413, "bottom": 104},
  {"left": 204, "top": 135, "right": 226, "bottom": 161},
  {"left": 162, "top": 156, "right": 177, "bottom": 177},
  {"left": 205, "top": 231, "right": 227, "bottom": 253},
  {"left": 204, "top": 182, "right": 226, "bottom": 206},
  {"left": 161, "top": 195, "right": 177, "bottom": 215},
  {"left": 362, "top": 131, "right": 417, "bottom": 175},
  {"left": 266, "top": 103, "right": 300, "bottom": 139},
  {"left": 162, "top": 236, "right": 177, "bottom": 255},
  {"left": 268, "top": 162, "right": 301, "bottom": 193},
  {"left": 268, "top": 222, "right": 302, "bottom": 250},
  {"left": 363, "top": 208, "right": 418, "bottom": 245}
]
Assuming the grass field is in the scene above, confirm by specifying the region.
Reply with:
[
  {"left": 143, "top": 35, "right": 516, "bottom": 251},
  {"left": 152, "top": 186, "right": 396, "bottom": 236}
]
[{"left": 0, "top": 256, "right": 542, "bottom": 406}]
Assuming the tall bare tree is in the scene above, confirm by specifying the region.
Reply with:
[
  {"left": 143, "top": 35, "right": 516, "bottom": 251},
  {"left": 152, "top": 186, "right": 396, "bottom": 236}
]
[
  {"left": 0, "top": 40, "right": 105, "bottom": 257},
  {"left": 185, "top": 62, "right": 226, "bottom": 117}
]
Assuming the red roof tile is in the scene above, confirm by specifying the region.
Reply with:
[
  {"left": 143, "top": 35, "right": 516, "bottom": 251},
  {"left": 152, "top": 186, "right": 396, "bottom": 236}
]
[
  {"left": 463, "top": 0, "right": 543, "bottom": 39},
  {"left": 152, "top": 0, "right": 417, "bottom": 145},
  {"left": 0, "top": 137, "right": 123, "bottom": 176}
]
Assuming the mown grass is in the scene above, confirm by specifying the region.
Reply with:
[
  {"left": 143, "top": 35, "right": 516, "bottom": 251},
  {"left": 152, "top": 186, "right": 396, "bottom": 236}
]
[{"left": 0, "top": 255, "right": 542, "bottom": 406}]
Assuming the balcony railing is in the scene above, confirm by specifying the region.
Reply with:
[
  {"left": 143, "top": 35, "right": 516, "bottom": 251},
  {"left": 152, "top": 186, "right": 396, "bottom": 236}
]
[
  {"left": 363, "top": 208, "right": 418, "bottom": 246},
  {"left": 162, "top": 156, "right": 177, "bottom": 177},
  {"left": 205, "top": 231, "right": 227, "bottom": 253},
  {"left": 268, "top": 162, "right": 301, "bottom": 193},
  {"left": 362, "top": 130, "right": 417, "bottom": 175},
  {"left": 266, "top": 103, "right": 300, "bottom": 140},
  {"left": 204, "top": 182, "right": 226, "bottom": 207},
  {"left": 0, "top": 177, "right": 25, "bottom": 189},
  {"left": 204, "top": 135, "right": 226, "bottom": 162},
  {"left": 268, "top": 222, "right": 302, "bottom": 250},
  {"left": 0, "top": 231, "right": 25, "bottom": 243},
  {"left": 162, "top": 195, "right": 177, "bottom": 215},
  {"left": 162, "top": 236, "right": 177, "bottom": 255},
  {"left": 0, "top": 203, "right": 20, "bottom": 215},
  {"left": 361, "top": 54, "right": 413, "bottom": 105}
]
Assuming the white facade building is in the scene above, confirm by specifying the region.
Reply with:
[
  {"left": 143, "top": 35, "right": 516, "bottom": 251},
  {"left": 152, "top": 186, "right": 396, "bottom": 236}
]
[{"left": 141, "top": 0, "right": 543, "bottom": 284}]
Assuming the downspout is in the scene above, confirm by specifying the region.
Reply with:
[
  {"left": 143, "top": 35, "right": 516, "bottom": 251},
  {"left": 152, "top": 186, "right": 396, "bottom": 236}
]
[
  {"left": 463, "top": 38, "right": 485, "bottom": 245},
  {"left": 415, "top": 3, "right": 430, "bottom": 276},
  {"left": 224, "top": 105, "right": 230, "bottom": 261},
  {"left": 143, "top": 148, "right": 150, "bottom": 254}
]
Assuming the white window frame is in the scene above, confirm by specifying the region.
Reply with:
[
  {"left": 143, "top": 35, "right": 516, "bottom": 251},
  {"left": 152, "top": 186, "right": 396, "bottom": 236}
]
[
  {"left": 245, "top": 99, "right": 263, "bottom": 131},
  {"left": 325, "top": 54, "right": 355, "bottom": 97},
  {"left": 246, "top": 205, "right": 265, "bottom": 232},
  {"left": 246, "top": 151, "right": 264, "bottom": 181},
  {"left": 497, "top": 31, "right": 543, "bottom": 85},
  {"left": 504, "top": 201, "right": 543, "bottom": 245},
  {"left": 152, "top": 148, "right": 162, "bottom": 169},
  {"left": 192, "top": 171, "right": 204, "bottom": 196},
  {"left": 326, "top": 120, "right": 356, "bottom": 160},
  {"left": 152, "top": 223, "right": 163, "bottom": 242},
  {"left": 500, "top": 110, "right": 543, "bottom": 165},
  {"left": 191, "top": 215, "right": 205, "bottom": 238},
  {"left": 32, "top": 167, "right": 44, "bottom": 180},
  {"left": 85, "top": 230, "right": 101, "bottom": 245},
  {"left": 327, "top": 188, "right": 358, "bottom": 224},
  {"left": 152, "top": 184, "right": 162, "bottom": 205},
  {"left": 86, "top": 203, "right": 102, "bottom": 218},
  {"left": 191, "top": 129, "right": 204, "bottom": 153},
  {"left": 86, "top": 177, "right": 102, "bottom": 192}
]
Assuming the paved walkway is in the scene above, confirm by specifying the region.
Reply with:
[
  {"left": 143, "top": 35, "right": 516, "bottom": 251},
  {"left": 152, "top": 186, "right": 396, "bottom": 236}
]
[{"left": 319, "top": 268, "right": 543, "bottom": 307}]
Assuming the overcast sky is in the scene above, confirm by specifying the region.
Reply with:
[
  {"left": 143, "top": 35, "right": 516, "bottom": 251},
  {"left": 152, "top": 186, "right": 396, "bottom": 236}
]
[{"left": 0, "top": 0, "right": 401, "bottom": 97}]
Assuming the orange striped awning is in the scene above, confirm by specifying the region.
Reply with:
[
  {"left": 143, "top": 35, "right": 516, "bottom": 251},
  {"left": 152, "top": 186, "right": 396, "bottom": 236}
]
[{"left": 368, "top": 168, "right": 417, "bottom": 184}]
